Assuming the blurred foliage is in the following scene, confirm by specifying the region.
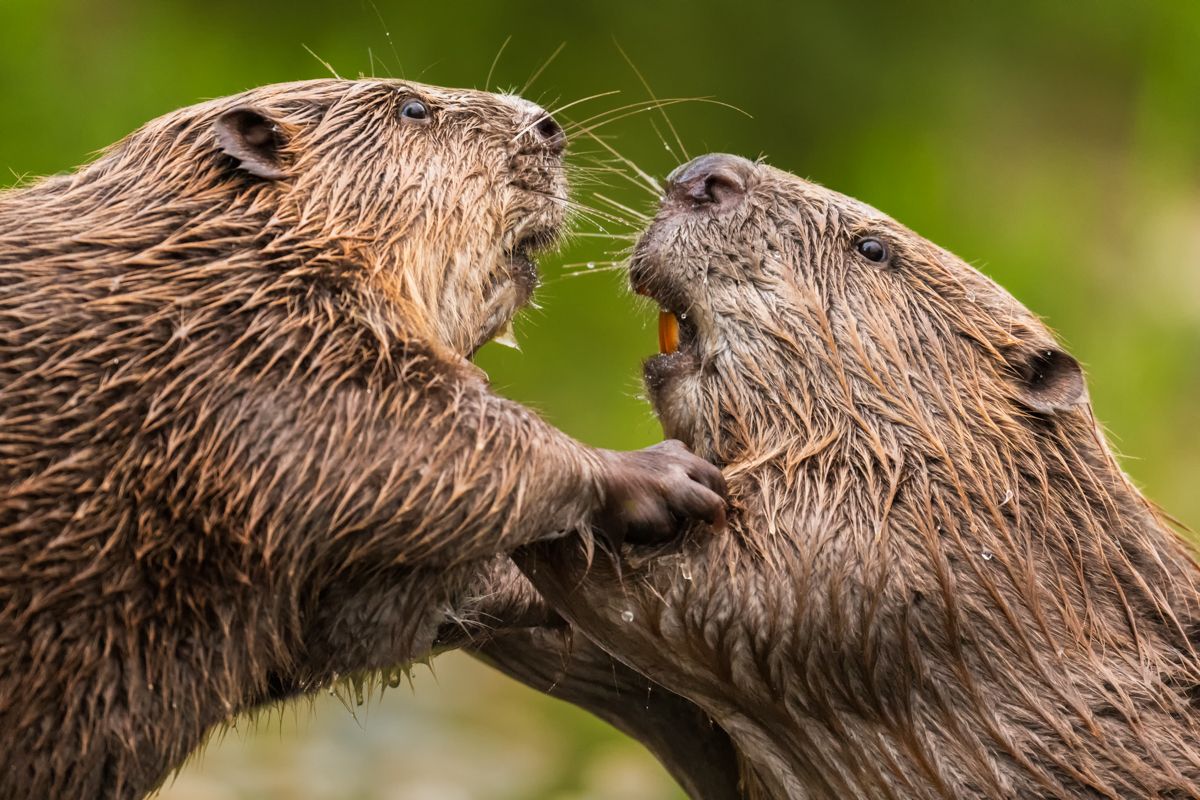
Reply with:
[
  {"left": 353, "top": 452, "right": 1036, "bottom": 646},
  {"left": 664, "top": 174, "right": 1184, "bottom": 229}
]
[{"left": 2, "top": 0, "right": 1198, "bottom": 797}]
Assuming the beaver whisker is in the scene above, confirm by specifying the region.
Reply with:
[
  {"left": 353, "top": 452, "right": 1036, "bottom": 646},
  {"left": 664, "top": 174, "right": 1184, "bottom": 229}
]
[
  {"left": 614, "top": 39, "right": 691, "bottom": 162},
  {"left": 592, "top": 192, "right": 651, "bottom": 223},
  {"left": 559, "top": 199, "right": 630, "bottom": 230},
  {"left": 543, "top": 90, "right": 623, "bottom": 120},
  {"left": 575, "top": 171, "right": 660, "bottom": 202},
  {"left": 566, "top": 163, "right": 640, "bottom": 179},
  {"left": 484, "top": 34, "right": 512, "bottom": 90},
  {"left": 519, "top": 40, "right": 566, "bottom": 96},
  {"left": 570, "top": 231, "right": 640, "bottom": 241},
  {"left": 524, "top": 189, "right": 636, "bottom": 230},
  {"left": 647, "top": 118, "right": 682, "bottom": 162},
  {"left": 562, "top": 171, "right": 627, "bottom": 191},
  {"left": 366, "top": 47, "right": 390, "bottom": 80},
  {"left": 560, "top": 261, "right": 626, "bottom": 273},
  {"left": 559, "top": 97, "right": 706, "bottom": 132},
  {"left": 566, "top": 159, "right": 649, "bottom": 187},
  {"left": 549, "top": 266, "right": 630, "bottom": 286},
  {"left": 365, "top": 0, "right": 403, "bottom": 77},
  {"left": 561, "top": 206, "right": 624, "bottom": 233},
  {"left": 301, "top": 43, "right": 341, "bottom": 79},
  {"left": 577, "top": 129, "right": 662, "bottom": 196},
  {"left": 561, "top": 98, "right": 714, "bottom": 143},
  {"left": 563, "top": 97, "right": 754, "bottom": 143},
  {"left": 514, "top": 90, "right": 623, "bottom": 141}
]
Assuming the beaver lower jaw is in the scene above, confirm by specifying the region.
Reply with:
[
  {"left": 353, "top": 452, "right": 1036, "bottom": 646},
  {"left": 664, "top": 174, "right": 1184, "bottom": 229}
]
[{"left": 466, "top": 228, "right": 558, "bottom": 359}]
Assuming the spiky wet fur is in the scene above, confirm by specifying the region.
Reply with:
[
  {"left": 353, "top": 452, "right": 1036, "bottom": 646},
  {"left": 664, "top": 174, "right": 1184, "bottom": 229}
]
[
  {"left": 0, "top": 78, "right": 607, "bottom": 798},
  {"left": 522, "top": 161, "right": 1200, "bottom": 798}
]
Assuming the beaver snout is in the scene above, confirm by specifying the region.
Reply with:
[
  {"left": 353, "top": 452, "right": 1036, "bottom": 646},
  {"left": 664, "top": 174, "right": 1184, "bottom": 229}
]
[{"left": 665, "top": 152, "right": 754, "bottom": 210}]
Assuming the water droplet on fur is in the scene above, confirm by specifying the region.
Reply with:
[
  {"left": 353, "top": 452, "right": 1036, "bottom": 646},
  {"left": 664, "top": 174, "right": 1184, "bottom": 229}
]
[
  {"left": 680, "top": 562, "right": 693, "bottom": 581},
  {"left": 620, "top": 609, "right": 635, "bottom": 623},
  {"left": 679, "top": 312, "right": 688, "bottom": 320},
  {"left": 980, "top": 550, "right": 994, "bottom": 561},
  {"left": 999, "top": 489, "right": 1013, "bottom": 507},
  {"left": 967, "top": 291, "right": 976, "bottom": 302}
]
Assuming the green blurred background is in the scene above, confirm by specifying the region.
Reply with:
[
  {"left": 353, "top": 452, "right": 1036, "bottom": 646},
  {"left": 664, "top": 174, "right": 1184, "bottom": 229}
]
[{"left": 3, "top": 1, "right": 1198, "bottom": 797}]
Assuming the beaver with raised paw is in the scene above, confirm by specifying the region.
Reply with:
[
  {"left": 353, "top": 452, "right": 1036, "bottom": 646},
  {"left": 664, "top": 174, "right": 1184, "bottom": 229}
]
[
  {"left": 0, "top": 81, "right": 725, "bottom": 799},
  {"left": 516, "top": 154, "right": 1200, "bottom": 798}
]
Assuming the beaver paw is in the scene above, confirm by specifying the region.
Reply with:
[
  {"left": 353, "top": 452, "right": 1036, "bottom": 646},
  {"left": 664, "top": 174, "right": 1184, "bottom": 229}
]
[{"left": 595, "top": 439, "right": 727, "bottom": 548}]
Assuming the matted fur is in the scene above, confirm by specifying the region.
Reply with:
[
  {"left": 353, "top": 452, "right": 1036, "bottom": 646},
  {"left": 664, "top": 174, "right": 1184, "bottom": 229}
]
[
  {"left": 0, "top": 79, "right": 723, "bottom": 799},
  {"left": 520, "top": 156, "right": 1200, "bottom": 798}
]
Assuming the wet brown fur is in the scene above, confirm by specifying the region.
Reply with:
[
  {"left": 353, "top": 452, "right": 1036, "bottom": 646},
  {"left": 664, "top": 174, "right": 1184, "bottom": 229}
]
[
  {"left": 0, "top": 79, "right": 725, "bottom": 799},
  {"left": 520, "top": 156, "right": 1200, "bottom": 799}
]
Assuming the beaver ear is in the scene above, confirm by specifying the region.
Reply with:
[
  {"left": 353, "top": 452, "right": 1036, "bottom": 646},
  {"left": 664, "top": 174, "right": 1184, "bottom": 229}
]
[
  {"left": 1012, "top": 347, "right": 1088, "bottom": 415},
  {"left": 214, "top": 107, "right": 287, "bottom": 180}
]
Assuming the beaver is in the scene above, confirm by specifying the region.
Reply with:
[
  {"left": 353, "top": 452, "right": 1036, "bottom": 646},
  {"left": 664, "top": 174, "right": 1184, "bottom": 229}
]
[
  {"left": 512, "top": 153, "right": 1200, "bottom": 798},
  {"left": 0, "top": 80, "right": 727, "bottom": 799}
]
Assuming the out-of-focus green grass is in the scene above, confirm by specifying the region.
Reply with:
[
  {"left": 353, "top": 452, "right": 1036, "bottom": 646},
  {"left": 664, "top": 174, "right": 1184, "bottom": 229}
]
[{"left": 2, "top": 1, "right": 1197, "bottom": 797}]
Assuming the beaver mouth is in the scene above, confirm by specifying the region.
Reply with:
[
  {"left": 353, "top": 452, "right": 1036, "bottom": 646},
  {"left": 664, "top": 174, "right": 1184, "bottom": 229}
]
[
  {"left": 630, "top": 255, "right": 700, "bottom": 385},
  {"left": 505, "top": 226, "right": 559, "bottom": 288},
  {"left": 468, "top": 226, "right": 561, "bottom": 359}
]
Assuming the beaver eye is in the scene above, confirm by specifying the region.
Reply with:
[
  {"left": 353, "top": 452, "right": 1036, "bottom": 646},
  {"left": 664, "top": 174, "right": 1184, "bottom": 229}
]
[
  {"left": 400, "top": 99, "right": 429, "bottom": 122},
  {"left": 855, "top": 237, "right": 888, "bottom": 263}
]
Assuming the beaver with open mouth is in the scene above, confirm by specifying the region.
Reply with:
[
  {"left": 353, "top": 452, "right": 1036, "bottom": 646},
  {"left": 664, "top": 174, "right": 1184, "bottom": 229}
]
[
  {"left": 515, "top": 154, "right": 1200, "bottom": 798},
  {"left": 0, "top": 81, "right": 726, "bottom": 799}
]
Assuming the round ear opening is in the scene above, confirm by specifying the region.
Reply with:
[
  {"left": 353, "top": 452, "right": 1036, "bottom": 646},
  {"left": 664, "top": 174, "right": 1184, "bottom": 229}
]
[
  {"left": 214, "top": 107, "right": 287, "bottom": 180},
  {"left": 1013, "top": 347, "right": 1088, "bottom": 415}
]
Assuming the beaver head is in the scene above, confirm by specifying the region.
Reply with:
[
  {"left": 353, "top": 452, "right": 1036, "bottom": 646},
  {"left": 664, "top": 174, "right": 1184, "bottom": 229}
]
[
  {"left": 69, "top": 78, "right": 566, "bottom": 357},
  {"left": 521, "top": 154, "right": 1200, "bottom": 797},
  {"left": 633, "top": 153, "right": 1090, "bottom": 460}
]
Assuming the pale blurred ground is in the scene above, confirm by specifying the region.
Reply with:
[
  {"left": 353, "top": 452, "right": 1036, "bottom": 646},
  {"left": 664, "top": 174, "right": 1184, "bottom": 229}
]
[
  {"left": 159, "top": 655, "right": 685, "bottom": 800},
  {"left": 3, "top": 0, "right": 1199, "bottom": 797}
]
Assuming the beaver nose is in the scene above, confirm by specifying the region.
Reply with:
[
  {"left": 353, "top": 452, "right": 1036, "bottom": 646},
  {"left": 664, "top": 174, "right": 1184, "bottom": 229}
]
[
  {"left": 665, "top": 153, "right": 754, "bottom": 209},
  {"left": 532, "top": 112, "right": 566, "bottom": 154}
]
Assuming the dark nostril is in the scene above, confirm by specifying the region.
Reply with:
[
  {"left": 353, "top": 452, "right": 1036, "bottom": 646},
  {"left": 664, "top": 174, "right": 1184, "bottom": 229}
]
[
  {"left": 535, "top": 115, "right": 561, "bottom": 140},
  {"left": 534, "top": 114, "right": 565, "bottom": 152},
  {"left": 666, "top": 153, "right": 753, "bottom": 209}
]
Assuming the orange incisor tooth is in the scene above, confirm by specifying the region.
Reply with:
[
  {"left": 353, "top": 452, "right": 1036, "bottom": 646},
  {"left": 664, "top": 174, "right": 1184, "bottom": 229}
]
[{"left": 658, "top": 310, "right": 680, "bottom": 354}]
